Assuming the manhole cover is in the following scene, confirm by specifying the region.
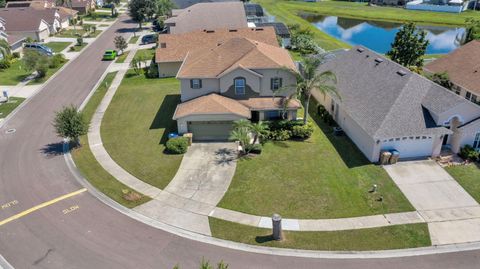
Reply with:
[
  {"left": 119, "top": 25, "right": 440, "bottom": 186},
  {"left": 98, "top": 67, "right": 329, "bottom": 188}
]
[{"left": 5, "top": 128, "right": 16, "bottom": 134}]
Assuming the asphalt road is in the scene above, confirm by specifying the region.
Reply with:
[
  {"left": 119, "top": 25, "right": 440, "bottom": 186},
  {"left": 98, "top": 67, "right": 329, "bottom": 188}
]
[{"left": 1, "top": 16, "right": 480, "bottom": 269}]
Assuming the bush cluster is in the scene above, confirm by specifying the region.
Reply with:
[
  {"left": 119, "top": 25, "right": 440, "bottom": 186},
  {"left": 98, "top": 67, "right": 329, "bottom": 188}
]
[
  {"left": 166, "top": 137, "right": 189, "bottom": 154},
  {"left": 317, "top": 104, "right": 335, "bottom": 126},
  {"left": 459, "top": 145, "right": 479, "bottom": 162},
  {"left": 49, "top": 54, "right": 67, "bottom": 68},
  {"left": 263, "top": 120, "right": 314, "bottom": 141},
  {"left": 291, "top": 123, "right": 315, "bottom": 139}
]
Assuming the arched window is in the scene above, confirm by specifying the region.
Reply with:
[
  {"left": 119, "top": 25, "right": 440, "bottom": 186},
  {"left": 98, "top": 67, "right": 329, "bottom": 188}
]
[{"left": 234, "top": 77, "right": 246, "bottom": 95}]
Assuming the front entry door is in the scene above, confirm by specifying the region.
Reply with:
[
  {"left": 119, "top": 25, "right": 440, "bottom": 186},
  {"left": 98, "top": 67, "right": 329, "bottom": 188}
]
[{"left": 442, "top": 134, "right": 449, "bottom": 146}]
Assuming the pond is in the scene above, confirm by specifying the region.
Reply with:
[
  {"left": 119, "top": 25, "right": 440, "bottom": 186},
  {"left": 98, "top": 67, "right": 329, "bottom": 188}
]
[{"left": 303, "top": 14, "right": 465, "bottom": 54}]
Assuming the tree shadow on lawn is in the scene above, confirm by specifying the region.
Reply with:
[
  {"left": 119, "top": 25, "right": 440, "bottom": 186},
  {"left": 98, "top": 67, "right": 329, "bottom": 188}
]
[
  {"left": 309, "top": 99, "right": 371, "bottom": 169},
  {"left": 149, "top": 94, "right": 181, "bottom": 145}
]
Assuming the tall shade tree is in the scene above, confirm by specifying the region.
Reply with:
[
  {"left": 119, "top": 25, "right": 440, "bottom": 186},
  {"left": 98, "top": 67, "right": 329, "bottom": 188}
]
[
  {"left": 128, "top": 0, "right": 157, "bottom": 30},
  {"left": 53, "top": 105, "right": 89, "bottom": 145},
  {"left": 386, "top": 22, "right": 429, "bottom": 68},
  {"left": 157, "top": 0, "right": 175, "bottom": 17},
  {"left": 283, "top": 57, "right": 337, "bottom": 125}
]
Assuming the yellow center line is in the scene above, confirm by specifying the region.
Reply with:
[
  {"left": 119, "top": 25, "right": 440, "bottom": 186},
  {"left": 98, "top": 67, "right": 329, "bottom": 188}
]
[{"left": 0, "top": 188, "right": 87, "bottom": 227}]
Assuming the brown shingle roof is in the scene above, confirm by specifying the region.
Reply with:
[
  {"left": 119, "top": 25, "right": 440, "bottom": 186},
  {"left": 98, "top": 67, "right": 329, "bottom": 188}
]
[
  {"left": 239, "top": 97, "right": 301, "bottom": 111},
  {"left": 165, "top": 2, "right": 247, "bottom": 34},
  {"left": 177, "top": 37, "right": 297, "bottom": 78},
  {"left": 0, "top": 8, "right": 49, "bottom": 32},
  {"left": 155, "top": 27, "right": 278, "bottom": 63},
  {"left": 425, "top": 40, "right": 480, "bottom": 95},
  {"left": 173, "top": 93, "right": 251, "bottom": 119}
]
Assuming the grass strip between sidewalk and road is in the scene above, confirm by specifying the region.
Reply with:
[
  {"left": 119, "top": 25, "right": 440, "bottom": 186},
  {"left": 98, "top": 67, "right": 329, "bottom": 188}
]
[
  {"left": 71, "top": 71, "right": 151, "bottom": 208},
  {"left": 44, "top": 42, "right": 72, "bottom": 53},
  {"left": 209, "top": 217, "right": 431, "bottom": 251}
]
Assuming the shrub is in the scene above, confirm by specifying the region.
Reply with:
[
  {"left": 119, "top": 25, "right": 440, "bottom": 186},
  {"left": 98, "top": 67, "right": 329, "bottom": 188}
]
[
  {"left": 292, "top": 123, "right": 315, "bottom": 139},
  {"left": 246, "top": 143, "right": 262, "bottom": 154},
  {"left": 36, "top": 62, "right": 49, "bottom": 78},
  {"left": 166, "top": 137, "right": 189, "bottom": 154},
  {"left": 12, "top": 52, "right": 20, "bottom": 59},
  {"left": 0, "top": 59, "right": 11, "bottom": 69},
  {"left": 49, "top": 54, "right": 66, "bottom": 68},
  {"left": 144, "top": 61, "right": 159, "bottom": 78},
  {"left": 317, "top": 104, "right": 335, "bottom": 126},
  {"left": 268, "top": 129, "right": 291, "bottom": 141},
  {"left": 459, "top": 145, "right": 479, "bottom": 162},
  {"left": 267, "top": 119, "right": 302, "bottom": 132},
  {"left": 77, "top": 37, "right": 84, "bottom": 46}
]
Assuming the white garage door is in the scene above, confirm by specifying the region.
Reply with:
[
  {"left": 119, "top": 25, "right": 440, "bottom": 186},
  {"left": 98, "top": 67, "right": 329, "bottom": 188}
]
[
  {"left": 188, "top": 121, "right": 233, "bottom": 141},
  {"left": 381, "top": 137, "right": 434, "bottom": 159}
]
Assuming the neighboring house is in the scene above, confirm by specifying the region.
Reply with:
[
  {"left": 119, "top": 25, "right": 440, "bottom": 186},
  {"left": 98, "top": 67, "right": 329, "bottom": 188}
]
[
  {"left": 370, "top": 0, "right": 409, "bottom": 6},
  {"left": 406, "top": 0, "right": 470, "bottom": 13},
  {"left": 315, "top": 46, "right": 480, "bottom": 162},
  {"left": 69, "top": 0, "right": 95, "bottom": 14},
  {"left": 171, "top": 0, "right": 239, "bottom": 9},
  {"left": 172, "top": 37, "right": 300, "bottom": 141},
  {"left": 165, "top": 2, "right": 248, "bottom": 34},
  {"left": 0, "top": 16, "right": 25, "bottom": 53},
  {"left": 155, "top": 27, "right": 279, "bottom": 78},
  {"left": 0, "top": 8, "right": 51, "bottom": 41},
  {"left": 255, "top": 22, "right": 291, "bottom": 48},
  {"left": 425, "top": 40, "right": 480, "bottom": 106},
  {"left": 0, "top": 17, "right": 6, "bottom": 42}
]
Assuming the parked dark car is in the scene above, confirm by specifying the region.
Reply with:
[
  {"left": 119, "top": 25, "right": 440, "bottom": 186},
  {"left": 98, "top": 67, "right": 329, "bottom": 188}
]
[
  {"left": 24, "top": 43, "right": 53, "bottom": 56},
  {"left": 141, "top": 34, "right": 157, "bottom": 45}
]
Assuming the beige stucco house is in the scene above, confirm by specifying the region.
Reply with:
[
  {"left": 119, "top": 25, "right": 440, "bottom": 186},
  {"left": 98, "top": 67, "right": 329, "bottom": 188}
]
[
  {"left": 316, "top": 47, "right": 480, "bottom": 162},
  {"left": 172, "top": 37, "right": 300, "bottom": 141},
  {"left": 155, "top": 27, "right": 279, "bottom": 78}
]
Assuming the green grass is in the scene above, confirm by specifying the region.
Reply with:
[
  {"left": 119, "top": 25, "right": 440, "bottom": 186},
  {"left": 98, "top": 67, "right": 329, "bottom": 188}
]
[
  {"left": 0, "top": 97, "right": 25, "bottom": 118},
  {"left": 218, "top": 99, "right": 414, "bottom": 219},
  {"left": 28, "top": 60, "right": 68, "bottom": 85},
  {"left": 129, "top": 35, "right": 140, "bottom": 44},
  {"left": 115, "top": 51, "right": 129, "bottom": 63},
  {"left": 0, "top": 60, "right": 30, "bottom": 85},
  {"left": 210, "top": 218, "right": 431, "bottom": 251},
  {"left": 82, "top": 12, "right": 116, "bottom": 21},
  {"left": 101, "top": 72, "right": 183, "bottom": 189},
  {"left": 445, "top": 163, "right": 480, "bottom": 203},
  {"left": 44, "top": 42, "right": 72, "bottom": 53},
  {"left": 71, "top": 71, "right": 151, "bottom": 208},
  {"left": 134, "top": 48, "right": 155, "bottom": 60},
  {"left": 69, "top": 42, "right": 88, "bottom": 52},
  {"left": 56, "top": 29, "right": 102, "bottom": 38}
]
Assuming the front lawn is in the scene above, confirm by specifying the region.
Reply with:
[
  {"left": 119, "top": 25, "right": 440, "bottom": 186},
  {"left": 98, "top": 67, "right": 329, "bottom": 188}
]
[
  {"left": 28, "top": 60, "right": 68, "bottom": 85},
  {"left": 56, "top": 29, "right": 101, "bottom": 38},
  {"left": 134, "top": 48, "right": 155, "bottom": 60},
  {"left": 68, "top": 42, "right": 88, "bottom": 52},
  {"left": 115, "top": 51, "right": 129, "bottom": 63},
  {"left": 71, "top": 71, "right": 151, "bottom": 208},
  {"left": 210, "top": 218, "right": 431, "bottom": 251},
  {"left": 129, "top": 35, "right": 140, "bottom": 44},
  {"left": 218, "top": 100, "right": 414, "bottom": 219},
  {"left": 0, "top": 60, "right": 30, "bottom": 85},
  {"left": 0, "top": 97, "right": 25, "bottom": 119},
  {"left": 445, "top": 163, "right": 480, "bottom": 203},
  {"left": 44, "top": 42, "right": 71, "bottom": 53},
  {"left": 82, "top": 12, "right": 116, "bottom": 21},
  {"left": 101, "top": 72, "right": 183, "bottom": 189}
]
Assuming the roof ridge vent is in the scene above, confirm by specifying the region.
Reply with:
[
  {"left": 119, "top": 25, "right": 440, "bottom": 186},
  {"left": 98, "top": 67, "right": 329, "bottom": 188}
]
[
  {"left": 397, "top": 70, "right": 407, "bottom": 76},
  {"left": 228, "top": 29, "right": 238, "bottom": 32},
  {"left": 374, "top": 58, "right": 384, "bottom": 64},
  {"left": 357, "top": 47, "right": 365, "bottom": 53}
]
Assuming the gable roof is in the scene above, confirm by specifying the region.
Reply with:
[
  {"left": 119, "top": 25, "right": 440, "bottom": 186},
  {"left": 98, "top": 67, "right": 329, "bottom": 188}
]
[
  {"left": 172, "top": 0, "right": 237, "bottom": 9},
  {"left": 165, "top": 2, "right": 247, "bottom": 34},
  {"left": 177, "top": 37, "right": 297, "bottom": 78},
  {"left": 173, "top": 93, "right": 251, "bottom": 119},
  {"left": 424, "top": 40, "right": 480, "bottom": 96},
  {"left": 316, "top": 46, "right": 477, "bottom": 139},
  {"left": 0, "top": 8, "right": 50, "bottom": 32},
  {"left": 155, "top": 27, "right": 278, "bottom": 63}
]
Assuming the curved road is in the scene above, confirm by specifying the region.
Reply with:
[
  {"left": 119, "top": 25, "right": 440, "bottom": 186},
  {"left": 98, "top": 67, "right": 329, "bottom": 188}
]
[{"left": 1, "top": 16, "right": 480, "bottom": 269}]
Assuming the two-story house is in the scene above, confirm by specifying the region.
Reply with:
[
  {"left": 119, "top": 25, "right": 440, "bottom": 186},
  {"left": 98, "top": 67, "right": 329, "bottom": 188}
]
[
  {"left": 172, "top": 37, "right": 300, "bottom": 141},
  {"left": 424, "top": 40, "right": 480, "bottom": 106},
  {"left": 315, "top": 46, "right": 480, "bottom": 162}
]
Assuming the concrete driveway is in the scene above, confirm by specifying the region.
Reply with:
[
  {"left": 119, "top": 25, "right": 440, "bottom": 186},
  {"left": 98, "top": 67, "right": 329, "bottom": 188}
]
[
  {"left": 384, "top": 160, "right": 480, "bottom": 245},
  {"left": 384, "top": 160, "right": 478, "bottom": 211}
]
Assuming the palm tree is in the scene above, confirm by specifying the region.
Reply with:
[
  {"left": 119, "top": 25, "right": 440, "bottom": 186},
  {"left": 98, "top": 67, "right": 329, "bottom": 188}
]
[
  {"left": 293, "top": 57, "right": 338, "bottom": 125},
  {"left": 229, "top": 127, "right": 250, "bottom": 154},
  {"left": 250, "top": 122, "right": 267, "bottom": 145},
  {"left": 0, "top": 39, "right": 11, "bottom": 60},
  {"left": 232, "top": 119, "right": 251, "bottom": 131}
]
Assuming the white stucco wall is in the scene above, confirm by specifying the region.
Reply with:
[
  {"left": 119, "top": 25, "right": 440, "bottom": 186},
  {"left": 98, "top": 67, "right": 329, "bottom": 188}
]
[
  {"left": 219, "top": 68, "right": 261, "bottom": 93},
  {"left": 180, "top": 78, "right": 220, "bottom": 101}
]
